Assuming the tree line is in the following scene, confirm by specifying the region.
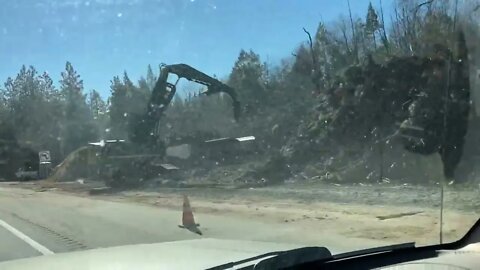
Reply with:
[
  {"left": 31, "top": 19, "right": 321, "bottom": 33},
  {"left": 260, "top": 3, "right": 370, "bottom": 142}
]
[{"left": 1, "top": 0, "right": 478, "bottom": 178}]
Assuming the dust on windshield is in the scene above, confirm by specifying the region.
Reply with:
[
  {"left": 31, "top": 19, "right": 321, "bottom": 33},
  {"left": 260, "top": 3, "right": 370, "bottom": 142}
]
[{"left": 0, "top": 0, "right": 479, "bottom": 255}]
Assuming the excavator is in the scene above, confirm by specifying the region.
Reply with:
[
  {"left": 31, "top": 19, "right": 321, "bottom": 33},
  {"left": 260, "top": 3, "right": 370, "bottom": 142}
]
[{"left": 95, "top": 64, "right": 242, "bottom": 188}]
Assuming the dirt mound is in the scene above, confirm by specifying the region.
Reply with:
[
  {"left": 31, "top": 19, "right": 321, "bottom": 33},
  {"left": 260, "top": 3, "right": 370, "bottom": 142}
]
[{"left": 49, "top": 146, "right": 98, "bottom": 182}]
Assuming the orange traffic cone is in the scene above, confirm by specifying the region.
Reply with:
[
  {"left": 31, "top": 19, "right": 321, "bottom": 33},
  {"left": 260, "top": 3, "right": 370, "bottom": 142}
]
[{"left": 178, "top": 195, "right": 202, "bottom": 235}]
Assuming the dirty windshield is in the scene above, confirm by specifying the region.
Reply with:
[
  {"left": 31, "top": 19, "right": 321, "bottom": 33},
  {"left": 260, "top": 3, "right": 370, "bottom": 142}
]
[{"left": 0, "top": 0, "right": 479, "bottom": 264}]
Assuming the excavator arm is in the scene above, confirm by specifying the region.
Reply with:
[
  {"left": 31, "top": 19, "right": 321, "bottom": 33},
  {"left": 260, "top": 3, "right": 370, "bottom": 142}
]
[
  {"left": 131, "top": 64, "right": 240, "bottom": 144},
  {"left": 149, "top": 64, "right": 240, "bottom": 121}
]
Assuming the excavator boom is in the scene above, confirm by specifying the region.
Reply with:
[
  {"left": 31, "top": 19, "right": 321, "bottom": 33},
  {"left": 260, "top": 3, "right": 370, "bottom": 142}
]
[{"left": 148, "top": 64, "right": 240, "bottom": 121}]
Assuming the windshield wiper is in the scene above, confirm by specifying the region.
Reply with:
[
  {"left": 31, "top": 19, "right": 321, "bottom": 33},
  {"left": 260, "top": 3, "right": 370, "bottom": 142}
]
[
  {"left": 208, "top": 242, "right": 416, "bottom": 270},
  {"left": 331, "top": 242, "right": 416, "bottom": 262},
  {"left": 206, "top": 246, "right": 333, "bottom": 270},
  {"left": 253, "top": 243, "right": 416, "bottom": 269}
]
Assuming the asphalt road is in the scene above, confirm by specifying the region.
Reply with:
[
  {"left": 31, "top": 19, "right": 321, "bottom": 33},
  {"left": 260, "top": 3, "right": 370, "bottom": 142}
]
[
  {"left": 0, "top": 185, "right": 383, "bottom": 263},
  {"left": 0, "top": 225, "right": 41, "bottom": 261}
]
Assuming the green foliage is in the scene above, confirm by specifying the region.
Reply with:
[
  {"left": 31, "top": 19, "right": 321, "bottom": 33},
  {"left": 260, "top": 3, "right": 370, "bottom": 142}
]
[
  {"left": 228, "top": 50, "right": 268, "bottom": 114},
  {"left": 108, "top": 75, "right": 128, "bottom": 138},
  {"left": 365, "top": 2, "right": 380, "bottom": 35},
  {"left": 365, "top": 2, "right": 380, "bottom": 50},
  {"left": 59, "top": 62, "right": 97, "bottom": 156},
  {"left": 107, "top": 71, "right": 150, "bottom": 140},
  {"left": 88, "top": 89, "right": 108, "bottom": 138},
  {"left": 0, "top": 62, "right": 105, "bottom": 166},
  {"left": 2, "top": 66, "right": 64, "bottom": 161},
  {"left": 145, "top": 64, "right": 157, "bottom": 91}
]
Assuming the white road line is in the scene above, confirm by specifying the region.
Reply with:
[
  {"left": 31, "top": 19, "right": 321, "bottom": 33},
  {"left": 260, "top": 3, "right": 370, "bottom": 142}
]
[{"left": 0, "top": 219, "right": 54, "bottom": 255}]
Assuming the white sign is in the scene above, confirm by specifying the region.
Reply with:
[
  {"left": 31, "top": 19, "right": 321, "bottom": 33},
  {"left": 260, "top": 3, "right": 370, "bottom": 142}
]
[
  {"left": 235, "top": 136, "right": 255, "bottom": 142},
  {"left": 39, "top": 151, "right": 51, "bottom": 163},
  {"left": 88, "top": 139, "right": 126, "bottom": 147},
  {"left": 166, "top": 144, "right": 192, "bottom": 159}
]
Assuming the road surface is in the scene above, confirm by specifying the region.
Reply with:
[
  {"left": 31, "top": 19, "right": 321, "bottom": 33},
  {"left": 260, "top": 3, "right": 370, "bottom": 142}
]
[{"left": 0, "top": 185, "right": 384, "bottom": 263}]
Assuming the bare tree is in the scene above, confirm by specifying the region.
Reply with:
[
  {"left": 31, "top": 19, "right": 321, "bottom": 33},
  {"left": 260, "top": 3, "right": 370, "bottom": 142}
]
[
  {"left": 337, "top": 16, "right": 352, "bottom": 54},
  {"left": 379, "top": 0, "right": 390, "bottom": 54},
  {"left": 303, "top": 27, "right": 318, "bottom": 71},
  {"left": 347, "top": 0, "right": 359, "bottom": 63}
]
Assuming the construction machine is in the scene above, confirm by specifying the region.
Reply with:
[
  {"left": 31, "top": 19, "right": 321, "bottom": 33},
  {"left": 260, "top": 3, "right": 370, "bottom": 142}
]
[{"left": 94, "top": 64, "right": 242, "bottom": 188}]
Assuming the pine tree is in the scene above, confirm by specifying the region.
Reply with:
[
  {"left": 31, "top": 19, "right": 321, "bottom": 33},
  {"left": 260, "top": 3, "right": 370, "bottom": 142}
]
[
  {"left": 228, "top": 50, "right": 268, "bottom": 115},
  {"left": 88, "top": 90, "right": 106, "bottom": 117},
  {"left": 108, "top": 70, "right": 151, "bottom": 140},
  {"left": 3, "top": 66, "right": 64, "bottom": 162},
  {"left": 88, "top": 90, "right": 108, "bottom": 139},
  {"left": 59, "top": 62, "right": 96, "bottom": 155},
  {"left": 146, "top": 64, "right": 157, "bottom": 91},
  {"left": 108, "top": 75, "right": 128, "bottom": 138},
  {"left": 365, "top": 2, "right": 380, "bottom": 50}
]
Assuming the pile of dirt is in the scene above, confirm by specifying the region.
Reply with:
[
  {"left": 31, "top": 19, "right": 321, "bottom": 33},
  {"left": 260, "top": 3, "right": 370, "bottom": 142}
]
[
  {"left": 279, "top": 36, "right": 471, "bottom": 184},
  {"left": 49, "top": 146, "right": 98, "bottom": 182}
]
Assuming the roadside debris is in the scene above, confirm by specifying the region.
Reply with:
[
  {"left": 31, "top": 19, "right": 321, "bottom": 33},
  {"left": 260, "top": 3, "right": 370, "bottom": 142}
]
[
  {"left": 376, "top": 211, "right": 424, "bottom": 220},
  {"left": 88, "top": 187, "right": 115, "bottom": 195}
]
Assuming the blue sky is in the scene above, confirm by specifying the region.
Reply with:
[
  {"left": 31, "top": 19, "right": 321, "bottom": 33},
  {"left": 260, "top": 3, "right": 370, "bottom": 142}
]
[{"left": 0, "top": 0, "right": 393, "bottom": 98}]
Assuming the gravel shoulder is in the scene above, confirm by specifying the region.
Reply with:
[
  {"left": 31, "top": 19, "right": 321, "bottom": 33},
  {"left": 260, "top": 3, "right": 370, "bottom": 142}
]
[{"left": 3, "top": 180, "right": 479, "bottom": 247}]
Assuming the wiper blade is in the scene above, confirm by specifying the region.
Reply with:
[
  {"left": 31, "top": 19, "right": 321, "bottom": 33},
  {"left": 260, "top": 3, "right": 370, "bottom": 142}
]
[
  {"left": 207, "top": 246, "right": 332, "bottom": 270},
  {"left": 333, "top": 242, "right": 416, "bottom": 260},
  {"left": 208, "top": 242, "right": 415, "bottom": 270},
  {"left": 253, "top": 246, "right": 332, "bottom": 270}
]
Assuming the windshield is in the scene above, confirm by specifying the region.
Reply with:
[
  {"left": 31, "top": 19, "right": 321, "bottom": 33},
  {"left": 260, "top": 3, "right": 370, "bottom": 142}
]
[{"left": 0, "top": 0, "right": 479, "bottom": 265}]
